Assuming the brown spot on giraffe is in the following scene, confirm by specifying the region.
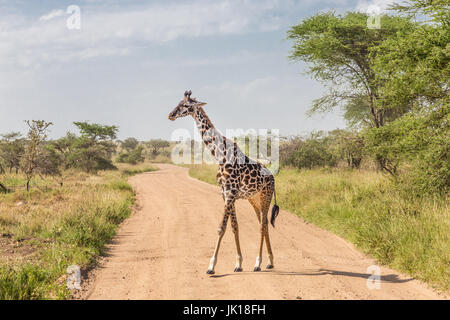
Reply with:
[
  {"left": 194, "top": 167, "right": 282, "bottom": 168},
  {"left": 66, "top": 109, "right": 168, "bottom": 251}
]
[{"left": 169, "top": 90, "right": 279, "bottom": 274}]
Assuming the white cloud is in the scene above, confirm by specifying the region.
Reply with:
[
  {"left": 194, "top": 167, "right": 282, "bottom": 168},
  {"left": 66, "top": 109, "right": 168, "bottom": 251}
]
[
  {"left": 356, "top": 0, "right": 395, "bottom": 12},
  {"left": 0, "top": 0, "right": 289, "bottom": 69},
  {"left": 39, "top": 9, "right": 65, "bottom": 21}
]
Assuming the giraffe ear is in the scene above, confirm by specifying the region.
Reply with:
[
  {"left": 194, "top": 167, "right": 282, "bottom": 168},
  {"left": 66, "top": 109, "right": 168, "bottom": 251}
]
[{"left": 194, "top": 101, "right": 207, "bottom": 107}]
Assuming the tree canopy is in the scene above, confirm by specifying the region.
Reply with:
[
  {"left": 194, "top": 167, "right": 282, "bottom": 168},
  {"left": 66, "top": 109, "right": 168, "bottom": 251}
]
[
  {"left": 287, "top": 12, "right": 416, "bottom": 128},
  {"left": 73, "top": 122, "right": 118, "bottom": 141},
  {"left": 122, "top": 137, "right": 139, "bottom": 151}
]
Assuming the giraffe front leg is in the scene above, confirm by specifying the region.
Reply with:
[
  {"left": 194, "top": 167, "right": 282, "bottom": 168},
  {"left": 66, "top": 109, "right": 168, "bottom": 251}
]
[
  {"left": 230, "top": 211, "right": 243, "bottom": 272},
  {"left": 206, "top": 205, "right": 230, "bottom": 275}
]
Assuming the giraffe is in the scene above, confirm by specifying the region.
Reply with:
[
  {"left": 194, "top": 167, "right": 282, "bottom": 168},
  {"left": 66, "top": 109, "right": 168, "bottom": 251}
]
[{"left": 168, "top": 90, "right": 280, "bottom": 274}]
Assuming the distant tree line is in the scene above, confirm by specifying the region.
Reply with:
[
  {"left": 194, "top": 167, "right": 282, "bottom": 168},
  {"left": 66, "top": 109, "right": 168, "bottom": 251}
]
[
  {"left": 0, "top": 121, "right": 118, "bottom": 190},
  {"left": 116, "top": 138, "right": 170, "bottom": 164},
  {"left": 0, "top": 121, "right": 171, "bottom": 191}
]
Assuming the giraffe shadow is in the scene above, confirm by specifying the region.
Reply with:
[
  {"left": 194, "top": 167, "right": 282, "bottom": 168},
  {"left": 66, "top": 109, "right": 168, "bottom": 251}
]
[{"left": 210, "top": 268, "right": 414, "bottom": 284}]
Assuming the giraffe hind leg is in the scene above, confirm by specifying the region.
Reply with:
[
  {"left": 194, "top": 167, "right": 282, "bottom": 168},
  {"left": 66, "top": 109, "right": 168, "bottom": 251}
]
[
  {"left": 248, "top": 196, "right": 261, "bottom": 224},
  {"left": 261, "top": 188, "right": 275, "bottom": 269},
  {"left": 253, "top": 197, "right": 266, "bottom": 271},
  {"left": 253, "top": 217, "right": 266, "bottom": 272}
]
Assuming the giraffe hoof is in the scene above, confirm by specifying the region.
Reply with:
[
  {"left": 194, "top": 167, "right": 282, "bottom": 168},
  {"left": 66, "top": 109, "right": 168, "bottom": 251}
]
[
  {"left": 266, "top": 264, "right": 274, "bottom": 269},
  {"left": 206, "top": 270, "right": 215, "bottom": 275},
  {"left": 234, "top": 267, "right": 243, "bottom": 272},
  {"left": 253, "top": 267, "right": 261, "bottom": 272}
]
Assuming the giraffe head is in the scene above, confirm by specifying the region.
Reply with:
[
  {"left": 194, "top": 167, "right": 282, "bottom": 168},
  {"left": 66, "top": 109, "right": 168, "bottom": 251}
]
[{"left": 168, "top": 90, "right": 207, "bottom": 121}]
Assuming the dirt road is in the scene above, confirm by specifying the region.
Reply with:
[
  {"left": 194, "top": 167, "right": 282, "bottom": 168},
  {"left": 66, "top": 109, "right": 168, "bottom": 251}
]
[{"left": 84, "top": 164, "right": 442, "bottom": 299}]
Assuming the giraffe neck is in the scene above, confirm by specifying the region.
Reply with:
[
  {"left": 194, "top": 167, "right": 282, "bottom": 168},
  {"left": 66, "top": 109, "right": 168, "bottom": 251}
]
[
  {"left": 193, "top": 107, "right": 226, "bottom": 161},
  {"left": 193, "top": 107, "right": 215, "bottom": 132},
  {"left": 192, "top": 107, "right": 246, "bottom": 165},
  {"left": 193, "top": 107, "right": 224, "bottom": 156}
]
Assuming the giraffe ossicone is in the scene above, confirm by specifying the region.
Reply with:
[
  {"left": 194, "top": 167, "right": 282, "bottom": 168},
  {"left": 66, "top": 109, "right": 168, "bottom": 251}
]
[{"left": 169, "top": 90, "right": 280, "bottom": 274}]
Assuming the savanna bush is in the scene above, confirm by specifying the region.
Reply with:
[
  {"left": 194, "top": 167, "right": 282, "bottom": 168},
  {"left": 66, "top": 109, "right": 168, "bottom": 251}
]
[
  {"left": 280, "top": 133, "right": 337, "bottom": 169},
  {"left": 364, "top": 106, "right": 449, "bottom": 195}
]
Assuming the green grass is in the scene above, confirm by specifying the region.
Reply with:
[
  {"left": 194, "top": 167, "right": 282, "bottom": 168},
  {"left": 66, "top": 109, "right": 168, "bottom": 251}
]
[
  {"left": 121, "top": 167, "right": 157, "bottom": 176},
  {"left": 0, "top": 164, "right": 157, "bottom": 299},
  {"left": 187, "top": 164, "right": 450, "bottom": 293},
  {"left": 0, "top": 264, "right": 57, "bottom": 300},
  {"left": 187, "top": 164, "right": 218, "bottom": 185},
  {"left": 116, "top": 162, "right": 158, "bottom": 176}
]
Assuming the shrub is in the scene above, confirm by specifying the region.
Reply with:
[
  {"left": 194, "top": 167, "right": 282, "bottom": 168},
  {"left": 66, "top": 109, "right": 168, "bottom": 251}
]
[
  {"left": 281, "top": 132, "right": 337, "bottom": 169},
  {"left": 116, "top": 145, "right": 145, "bottom": 165},
  {"left": 364, "top": 106, "right": 449, "bottom": 195}
]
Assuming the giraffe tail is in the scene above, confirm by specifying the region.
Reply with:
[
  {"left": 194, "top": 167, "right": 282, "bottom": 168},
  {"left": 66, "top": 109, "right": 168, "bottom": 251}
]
[{"left": 270, "top": 187, "right": 279, "bottom": 228}]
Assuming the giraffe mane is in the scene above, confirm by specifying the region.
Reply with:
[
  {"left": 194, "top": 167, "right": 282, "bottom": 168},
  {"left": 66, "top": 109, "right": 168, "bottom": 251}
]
[{"left": 198, "top": 106, "right": 215, "bottom": 129}]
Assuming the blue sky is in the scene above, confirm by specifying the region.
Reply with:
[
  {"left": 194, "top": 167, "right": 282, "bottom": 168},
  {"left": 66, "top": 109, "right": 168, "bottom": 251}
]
[{"left": 0, "top": 0, "right": 393, "bottom": 140}]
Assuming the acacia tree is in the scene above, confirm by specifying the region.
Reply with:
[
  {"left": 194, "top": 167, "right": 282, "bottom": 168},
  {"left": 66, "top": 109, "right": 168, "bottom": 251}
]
[
  {"left": 146, "top": 139, "right": 170, "bottom": 157},
  {"left": 0, "top": 132, "right": 25, "bottom": 174},
  {"left": 0, "top": 132, "right": 24, "bottom": 191},
  {"left": 21, "top": 120, "right": 53, "bottom": 191},
  {"left": 71, "top": 122, "right": 118, "bottom": 173},
  {"left": 365, "top": 0, "right": 449, "bottom": 191},
  {"left": 373, "top": 0, "right": 449, "bottom": 110},
  {"left": 122, "top": 137, "right": 139, "bottom": 152},
  {"left": 40, "top": 134, "right": 77, "bottom": 186},
  {"left": 287, "top": 12, "right": 416, "bottom": 128},
  {"left": 392, "top": 0, "right": 449, "bottom": 27}
]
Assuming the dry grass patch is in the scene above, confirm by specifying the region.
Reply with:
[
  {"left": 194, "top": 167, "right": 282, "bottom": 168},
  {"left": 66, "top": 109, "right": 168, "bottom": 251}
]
[{"left": 0, "top": 164, "right": 157, "bottom": 299}]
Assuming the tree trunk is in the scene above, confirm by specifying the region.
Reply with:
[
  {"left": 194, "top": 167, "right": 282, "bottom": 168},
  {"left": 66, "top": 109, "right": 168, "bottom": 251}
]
[
  {"left": 369, "top": 100, "right": 380, "bottom": 128},
  {"left": 369, "top": 99, "right": 392, "bottom": 171}
]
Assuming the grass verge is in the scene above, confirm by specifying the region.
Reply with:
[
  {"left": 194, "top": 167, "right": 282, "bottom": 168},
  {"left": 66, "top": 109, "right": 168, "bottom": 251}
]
[{"left": 0, "top": 163, "right": 157, "bottom": 299}]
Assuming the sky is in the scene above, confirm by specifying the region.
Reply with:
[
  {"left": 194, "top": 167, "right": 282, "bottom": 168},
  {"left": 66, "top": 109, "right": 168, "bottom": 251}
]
[{"left": 0, "top": 0, "right": 395, "bottom": 140}]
